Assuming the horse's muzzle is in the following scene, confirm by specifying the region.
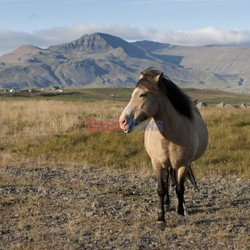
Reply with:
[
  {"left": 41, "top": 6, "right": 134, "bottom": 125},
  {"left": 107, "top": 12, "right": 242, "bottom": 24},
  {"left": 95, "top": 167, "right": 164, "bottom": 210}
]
[{"left": 124, "top": 128, "right": 132, "bottom": 133}]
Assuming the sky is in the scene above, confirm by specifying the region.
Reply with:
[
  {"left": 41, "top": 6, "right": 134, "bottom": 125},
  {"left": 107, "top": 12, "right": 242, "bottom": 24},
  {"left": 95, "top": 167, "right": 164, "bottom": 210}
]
[{"left": 0, "top": 0, "right": 250, "bottom": 55}]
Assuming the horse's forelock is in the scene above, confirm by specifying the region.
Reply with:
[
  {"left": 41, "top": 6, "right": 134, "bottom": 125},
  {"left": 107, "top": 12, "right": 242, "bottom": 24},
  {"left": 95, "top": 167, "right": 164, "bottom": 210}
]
[
  {"left": 136, "top": 78, "right": 158, "bottom": 92},
  {"left": 136, "top": 68, "right": 193, "bottom": 119}
]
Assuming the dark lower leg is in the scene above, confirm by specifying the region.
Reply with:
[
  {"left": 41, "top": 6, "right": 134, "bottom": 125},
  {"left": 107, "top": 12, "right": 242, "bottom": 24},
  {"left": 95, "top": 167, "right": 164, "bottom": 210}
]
[
  {"left": 156, "top": 169, "right": 167, "bottom": 222},
  {"left": 157, "top": 186, "right": 166, "bottom": 222},
  {"left": 176, "top": 176, "right": 185, "bottom": 216},
  {"left": 164, "top": 169, "right": 170, "bottom": 211},
  {"left": 170, "top": 168, "right": 177, "bottom": 187}
]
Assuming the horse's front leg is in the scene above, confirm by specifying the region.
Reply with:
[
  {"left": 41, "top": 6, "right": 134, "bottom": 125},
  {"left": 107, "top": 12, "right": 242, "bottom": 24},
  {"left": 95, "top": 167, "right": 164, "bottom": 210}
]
[{"left": 154, "top": 165, "right": 167, "bottom": 223}]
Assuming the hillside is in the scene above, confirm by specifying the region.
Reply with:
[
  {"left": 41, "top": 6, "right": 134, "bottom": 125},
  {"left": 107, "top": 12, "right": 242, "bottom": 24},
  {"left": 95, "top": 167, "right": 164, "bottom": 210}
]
[
  {"left": 0, "top": 33, "right": 249, "bottom": 91},
  {"left": 133, "top": 41, "right": 250, "bottom": 92}
]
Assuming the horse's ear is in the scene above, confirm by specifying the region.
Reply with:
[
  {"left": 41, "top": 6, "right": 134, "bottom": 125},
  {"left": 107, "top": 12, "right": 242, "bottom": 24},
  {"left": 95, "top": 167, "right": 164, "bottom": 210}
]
[
  {"left": 139, "top": 72, "right": 144, "bottom": 79},
  {"left": 153, "top": 72, "right": 163, "bottom": 84}
]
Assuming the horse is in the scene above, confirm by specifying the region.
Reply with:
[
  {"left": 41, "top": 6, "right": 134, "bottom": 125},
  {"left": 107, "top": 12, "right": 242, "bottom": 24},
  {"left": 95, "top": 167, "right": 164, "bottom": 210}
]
[{"left": 119, "top": 68, "right": 208, "bottom": 224}]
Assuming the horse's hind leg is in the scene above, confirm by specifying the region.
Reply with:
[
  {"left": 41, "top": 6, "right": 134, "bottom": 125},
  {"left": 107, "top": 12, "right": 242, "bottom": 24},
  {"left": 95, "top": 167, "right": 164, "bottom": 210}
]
[
  {"left": 169, "top": 167, "right": 177, "bottom": 187},
  {"left": 176, "top": 166, "right": 188, "bottom": 223},
  {"left": 187, "top": 165, "right": 199, "bottom": 191},
  {"left": 164, "top": 168, "right": 171, "bottom": 212}
]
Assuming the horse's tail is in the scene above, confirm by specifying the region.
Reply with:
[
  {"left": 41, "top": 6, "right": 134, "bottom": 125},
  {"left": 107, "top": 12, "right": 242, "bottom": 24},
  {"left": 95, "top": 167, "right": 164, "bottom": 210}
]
[
  {"left": 169, "top": 166, "right": 198, "bottom": 191},
  {"left": 187, "top": 165, "right": 199, "bottom": 191}
]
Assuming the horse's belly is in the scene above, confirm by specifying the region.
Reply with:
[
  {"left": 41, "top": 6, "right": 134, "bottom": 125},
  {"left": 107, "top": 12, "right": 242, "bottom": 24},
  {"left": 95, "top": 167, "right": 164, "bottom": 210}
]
[{"left": 191, "top": 117, "right": 209, "bottom": 161}]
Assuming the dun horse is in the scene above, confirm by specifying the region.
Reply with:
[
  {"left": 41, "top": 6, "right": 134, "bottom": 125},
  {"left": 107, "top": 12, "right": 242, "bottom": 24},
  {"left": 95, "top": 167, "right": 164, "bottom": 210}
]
[{"left": 119, "top": 68, "right": 208, "bottom": 223}]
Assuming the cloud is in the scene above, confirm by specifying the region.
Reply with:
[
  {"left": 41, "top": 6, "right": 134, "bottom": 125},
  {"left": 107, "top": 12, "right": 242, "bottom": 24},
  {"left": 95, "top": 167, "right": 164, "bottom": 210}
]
[
  {"left": 0, "top": 25, "right": 250, "bottom": 55},
  {"left": 152, "top": 26, "right": 250, "bottom": 46},
  {"left": 0, "top": 29, "right": 46, "bottom": 55}
]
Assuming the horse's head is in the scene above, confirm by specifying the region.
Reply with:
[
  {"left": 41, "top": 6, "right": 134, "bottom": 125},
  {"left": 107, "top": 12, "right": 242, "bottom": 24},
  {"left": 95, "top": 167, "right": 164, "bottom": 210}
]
[{"left": 119, "top": 69, "right": 163, "bottom": 133}]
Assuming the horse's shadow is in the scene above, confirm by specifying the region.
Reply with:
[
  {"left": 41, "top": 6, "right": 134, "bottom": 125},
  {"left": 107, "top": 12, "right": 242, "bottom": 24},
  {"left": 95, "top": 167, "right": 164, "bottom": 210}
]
[
  {"left": 187, "top": 202, "right": 220, "bottom": 215},
  {"left": 192, "top": 218, "right": 221, "bottom": 225},
  {"left": 186, "top": 198, "right": 250, "bottom": 223},
  {"left": 229, "top": 198, "right": 250, "bottom": 207}
]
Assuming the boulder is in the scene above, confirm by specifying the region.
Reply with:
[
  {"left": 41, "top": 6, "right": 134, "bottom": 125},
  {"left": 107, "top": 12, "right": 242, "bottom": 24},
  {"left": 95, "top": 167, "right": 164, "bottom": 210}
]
[
  {"left": 240, "top": 103, "right": 249, "bottom": 109},
  {"left": 217, "top": 102, "right": 225, "bottom": 108},
  {"left": 224, "top": 104, "right": 234, "bottom": 108},
  {"left": 196, "top": 102, "right": 208, "bottom": 108}
]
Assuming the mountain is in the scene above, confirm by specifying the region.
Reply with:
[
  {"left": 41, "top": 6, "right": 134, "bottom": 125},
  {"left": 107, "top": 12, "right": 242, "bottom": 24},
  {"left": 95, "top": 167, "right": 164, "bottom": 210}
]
[
  {"left": 49, "top": 33, "right": 148, "bottom": 59},
  {"left": 0, "top": 33, "right": 149, "bottom": 89},
  {"left": 132, "top": 40, "right": 175, "bottom": 52},
  {"left": 0, "top": 45, "right": 42, "bottom": 63},
  {"left": 133, "top": 40, "right": 250, "bottom": 92},
  {"left": 0, "top": 33, "right": 249, "bottom": 92}
]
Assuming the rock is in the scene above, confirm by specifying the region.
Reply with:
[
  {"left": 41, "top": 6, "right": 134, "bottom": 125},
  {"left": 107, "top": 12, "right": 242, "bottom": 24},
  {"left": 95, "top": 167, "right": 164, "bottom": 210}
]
[
  {"left": 196, "top": 102, "right": 208, "bottom": 108},
  {"left": 224, "top": 103, "right": 234, "bottom": 108},
  {"left": 215, "top": 102, "right": 235, "bottom": 108},
  {"left": 0, "top": 166, "right": 249, "bottom": 249},
  {"left": 217, "top": 102, "right": 225, "bottom": 108},
  {"left": 85, "top": 212, "right": 94, "bottom": 217},
  {"left": 240, "top": 103, "right": 249, "bottom": 109}
]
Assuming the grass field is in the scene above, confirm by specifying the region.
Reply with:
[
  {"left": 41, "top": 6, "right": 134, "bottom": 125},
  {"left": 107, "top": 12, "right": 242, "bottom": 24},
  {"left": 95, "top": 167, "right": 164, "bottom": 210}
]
[
  {"left": 1, "top": 87, "right": 250, "bottom": 103},
  {"left": 0, "top": 88, "right": 249, "bottom": 177},
  {"left": 0, "top": 88, "right": 250, "bottom": 249}
]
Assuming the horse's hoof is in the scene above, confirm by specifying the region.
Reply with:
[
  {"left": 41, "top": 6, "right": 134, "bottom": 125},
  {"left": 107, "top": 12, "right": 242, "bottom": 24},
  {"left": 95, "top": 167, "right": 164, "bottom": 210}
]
[
  {"left": 156, "top": 220, "right": 166, "bottom": 230},
  {"left": 156, "top": 217, "right": 166, "bottom": 224},
  {"left": 184, "top": 204, "right": 189, "bottom": 216},
  {"left": 177, "top": 215, "right": 186, "bottom": 225},
  {"left": 164, "top": 205, "right": 171, "bottom": 212}
]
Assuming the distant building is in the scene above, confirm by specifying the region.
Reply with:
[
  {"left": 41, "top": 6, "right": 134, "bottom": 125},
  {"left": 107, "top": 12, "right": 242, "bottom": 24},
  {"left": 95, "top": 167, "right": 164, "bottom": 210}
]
[
  {"left": 51, "top": 86, "right": 64, "bottom": 92},
  {"left": 10, "top": 88, "right": 20, "bottom": 93},
  {"left": 110, "top": 93, "right": 119, "bottom": 98},
  {"left": 52, "top": 86, "right": 60, "bottom": 91},
  {"left": 28, "top": 88, "right": 41, "bottom": 93}
]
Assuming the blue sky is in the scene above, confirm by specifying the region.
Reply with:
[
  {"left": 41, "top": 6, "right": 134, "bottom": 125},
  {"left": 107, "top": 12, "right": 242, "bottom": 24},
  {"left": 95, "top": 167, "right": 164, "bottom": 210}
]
[{"left": 0, "top": 0, "right": 250, "bottom": 55}]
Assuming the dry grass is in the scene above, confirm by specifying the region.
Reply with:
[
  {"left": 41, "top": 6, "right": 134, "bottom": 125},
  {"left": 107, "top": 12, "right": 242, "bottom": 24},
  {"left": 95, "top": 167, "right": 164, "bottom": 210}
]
[
  {"left": 0, "top": 97, "right": 249, "bottom": 249},
  {"left": 0, "top": 166, "right": 249, "bottom": 249},
  {"left": 195, "top": 107, "right": 250, "bottom": 177},
  {"left": 0, "top": 99, "right": 249, "bottom": 177}
]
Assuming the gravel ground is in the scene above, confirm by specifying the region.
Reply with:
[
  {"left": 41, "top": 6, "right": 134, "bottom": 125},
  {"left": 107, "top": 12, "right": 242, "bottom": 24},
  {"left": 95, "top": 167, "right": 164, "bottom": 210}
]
[{"left": 0, "top": 166, "right": 249, "bottom": 249}]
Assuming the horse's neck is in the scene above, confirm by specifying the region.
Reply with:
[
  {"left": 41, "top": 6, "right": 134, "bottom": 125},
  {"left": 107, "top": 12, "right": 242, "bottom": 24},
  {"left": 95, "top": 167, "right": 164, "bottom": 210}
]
[{"left": 154, "top": 95, "right": 183, "bottom": 137}]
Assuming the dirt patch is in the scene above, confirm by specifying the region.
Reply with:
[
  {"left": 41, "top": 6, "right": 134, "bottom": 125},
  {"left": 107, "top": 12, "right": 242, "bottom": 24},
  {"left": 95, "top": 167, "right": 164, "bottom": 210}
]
[{"left": 0, "top": 166, "right": 249, "bottom": 249}]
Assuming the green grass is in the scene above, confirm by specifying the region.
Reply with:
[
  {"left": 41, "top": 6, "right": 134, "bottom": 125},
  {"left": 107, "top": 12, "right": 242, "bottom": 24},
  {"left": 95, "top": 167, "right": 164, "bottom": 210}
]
[
  {"left": 11, "top": 108, "right": 250, "bottom": 178},
  {"left": 194, "top": 109, "right": 250, "bottom": 177},
  {"left": 15, "top": 131, "right": 149, "bottom": 170},
  {"left": 1, "top": 87, "right": 250, "bottom": 104},
  {"left": 184, "top": 88, "right": 250, "bottom": 104},
  {"left": 0, "top": 88, "right": 133, "bottom": 102},
  {"left": 0, "top": 89, "right": 249, "bottom": 178}
]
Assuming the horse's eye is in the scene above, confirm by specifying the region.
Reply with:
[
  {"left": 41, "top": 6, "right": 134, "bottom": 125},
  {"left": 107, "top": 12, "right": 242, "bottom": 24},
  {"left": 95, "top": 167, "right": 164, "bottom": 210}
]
[{"left": 139, "top": 93, "right": 147, "bottom": 98}]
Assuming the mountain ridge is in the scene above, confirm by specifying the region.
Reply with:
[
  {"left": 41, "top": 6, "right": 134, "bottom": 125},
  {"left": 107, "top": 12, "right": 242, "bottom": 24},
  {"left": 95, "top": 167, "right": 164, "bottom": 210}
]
[
  {"left": 48, "top": 33, "right": 149, "bottom": 59},
  {"left": 0, "top": 33, "right": 249, "bottom": 92}
]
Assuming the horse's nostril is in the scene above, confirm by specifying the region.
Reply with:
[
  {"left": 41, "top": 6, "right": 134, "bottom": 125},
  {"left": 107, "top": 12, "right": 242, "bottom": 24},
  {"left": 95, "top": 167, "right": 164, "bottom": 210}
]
[{"left": 119, "top": 117, "right": 127, "bottom": 128}]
